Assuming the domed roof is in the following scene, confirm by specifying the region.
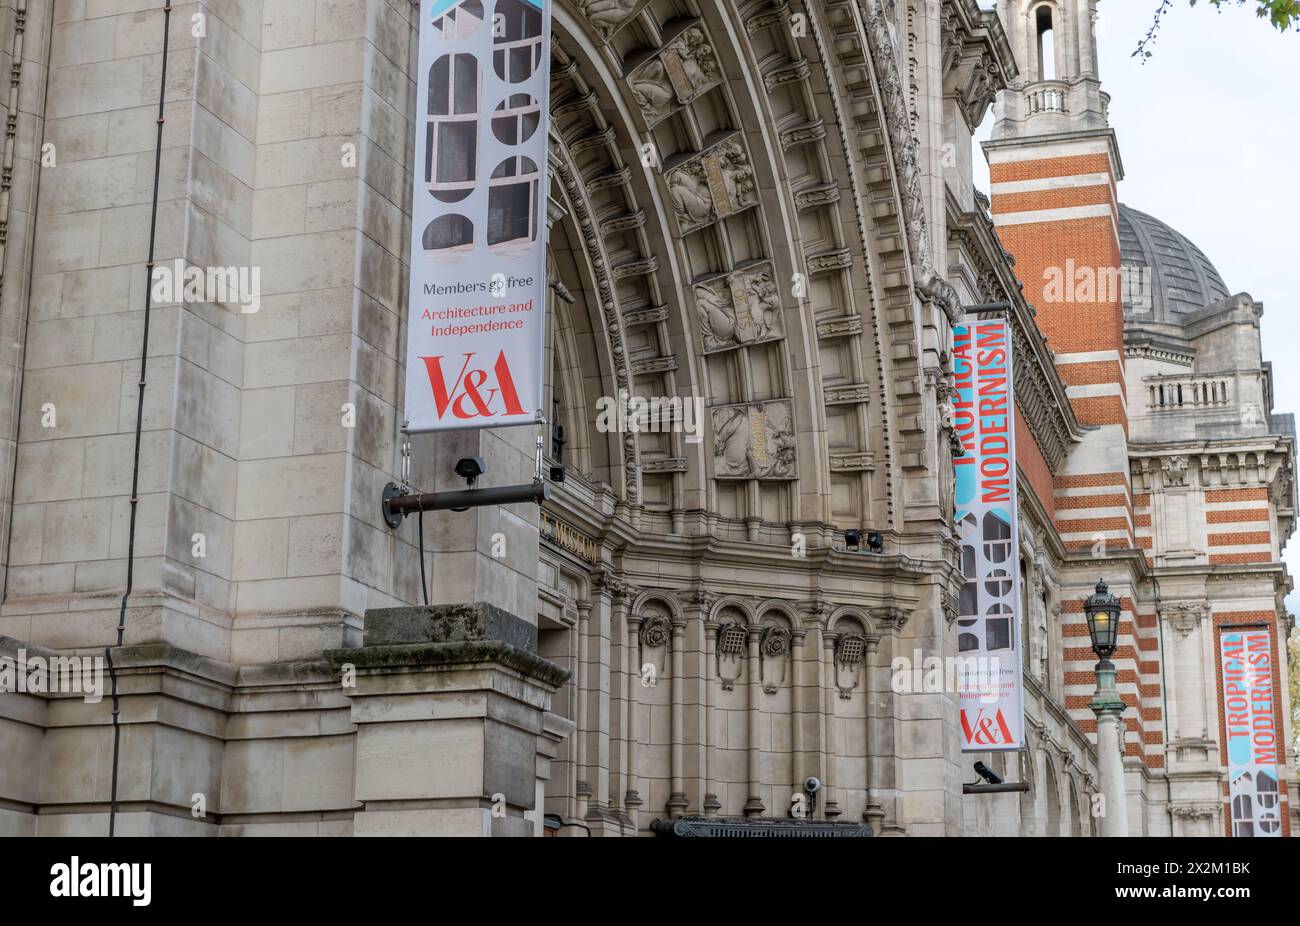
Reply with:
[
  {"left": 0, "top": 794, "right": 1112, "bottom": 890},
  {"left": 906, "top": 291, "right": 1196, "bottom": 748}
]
[{"left": 1119, "top": 204, "right": 1231, "bottom": 323}]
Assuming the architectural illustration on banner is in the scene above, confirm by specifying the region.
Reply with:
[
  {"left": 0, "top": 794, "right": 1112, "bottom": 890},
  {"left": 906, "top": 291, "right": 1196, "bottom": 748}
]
[
  {"left": 1219, "top": 628, "right": 1285, "bottom": 837},
  {"left": 953, "top": 319, "right": 1024, "bottom": 751},
  {"left": 405, "top": 0, "right": 552, "bottom": 432}
]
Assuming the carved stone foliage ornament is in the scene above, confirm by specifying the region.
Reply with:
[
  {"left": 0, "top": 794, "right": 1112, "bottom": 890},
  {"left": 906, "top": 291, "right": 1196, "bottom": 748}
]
[
  {"left": 665, "top": 137, "right": 758, "bottom": 234},
  {"left": 577, "top": 0, "right": 651, "bottom": 40},
  {"left": 759, "top": 624, "right": 791, "bottom": 694},
  {"left": 639, "top": 610, "right": 672, "bottom": 681},
  {"left": 629, "top": 23, "right": 721, "bottom": 125},
  {"left": 1160, "top": 601, "right": 1209, "bottom": 640},
  {"left": 711, "top": 400, "right": 797, "bottom": 480},
  {"left": 696, "top": 262, "right": 784, "bottom": 353},
  {"left": 640, "top": 614, "right": 671, "bottom": 648}
]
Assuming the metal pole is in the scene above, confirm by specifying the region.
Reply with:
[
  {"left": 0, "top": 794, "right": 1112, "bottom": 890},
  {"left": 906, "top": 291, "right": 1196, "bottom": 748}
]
[
  {"left": 381, "top": 480, "right": 548, "bottom": 528},
  {"left": 1091, "top": 658, "right": 1129, "bottom": 837},
  {"left": 962, "top": 782, "right": 1031, "bottom": 795}
]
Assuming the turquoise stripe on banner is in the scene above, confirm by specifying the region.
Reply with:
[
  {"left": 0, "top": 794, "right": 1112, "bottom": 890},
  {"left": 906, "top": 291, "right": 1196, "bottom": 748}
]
[{"left": 432, "top": 0, "right": 542, "bottom": 13}]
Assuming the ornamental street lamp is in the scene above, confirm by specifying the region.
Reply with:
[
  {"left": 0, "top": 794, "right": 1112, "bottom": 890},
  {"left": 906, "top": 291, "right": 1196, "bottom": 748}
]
[
  {"left": 1082, "top": 580, "right": 1129, "bottom": 837},
  {"left": 1083, "top": 579, "right": 1120, "bottom": 660}
]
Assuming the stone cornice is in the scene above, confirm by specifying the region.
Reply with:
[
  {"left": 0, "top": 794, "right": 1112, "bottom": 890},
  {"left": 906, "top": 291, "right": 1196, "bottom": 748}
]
[
  {"left": 1129, "top": 438, "right": 1294, "bottom": 493},
  {"left": 941, "top": 0, "right": 1017, "bottom": 132},
  {"left": 1124, "top": 335, "right": 1195, "bottom": 368}
]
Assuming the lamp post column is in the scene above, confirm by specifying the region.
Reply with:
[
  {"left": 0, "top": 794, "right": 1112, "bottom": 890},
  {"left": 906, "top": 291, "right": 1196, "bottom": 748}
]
[{"left": 1091, "top": 658, "right": 1128, "bottom": 837}]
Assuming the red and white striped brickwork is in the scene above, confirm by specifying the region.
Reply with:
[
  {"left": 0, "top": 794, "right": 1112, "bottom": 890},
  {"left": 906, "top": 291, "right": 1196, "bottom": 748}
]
[
  {"left": 1205, "top": 487, "right": 1275, "bottom": 565},
  {"left": 989, "top": 135, "right": 1165, "bottom": 771}
]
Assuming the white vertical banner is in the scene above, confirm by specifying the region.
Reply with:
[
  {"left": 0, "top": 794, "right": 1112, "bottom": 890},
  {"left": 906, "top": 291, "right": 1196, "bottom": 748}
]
[
  {"left": 952, "top": 319, "right": 1025, "bottom": 751},
  {"left": 404, "top": 0, "right": 552, "bottom": 433},
  {"left": 1219, "top": 627, "right": 1285, "bottom": 837}
]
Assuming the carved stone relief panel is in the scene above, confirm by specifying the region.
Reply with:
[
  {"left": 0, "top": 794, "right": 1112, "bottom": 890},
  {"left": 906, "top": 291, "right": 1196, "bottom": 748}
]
[
  {"left": 1162, "top": 454, "right": 1190, "bottom": 488},
  {"left": 1160, "top": 601, "right": 1209, "bottom": 640},
  {"left": 638, "top": 607, "right": 672, "bottom": 683},
  {"left": 716, "top": 619, "right": 748, "bottom": 691},
  {"left": 834, "top": 633, "right": 866, "bottom": 699},
  {"left": 696, "top": 261, "right": 784, "bottom": 354},
  {"left": 577, "top": 0, "right": 652, "bottom": 40},
  {"left": 665, "top": 135, "right": 758, "bottom": 234},
  {"left": 759, "top": 622, "right": 791, "bottom": 694},
  {"left": 629, "top": 22, "right": 722, "bottom": 126},
  {"left": 711, "top": 399, "right": 797, "bottom": 480}
]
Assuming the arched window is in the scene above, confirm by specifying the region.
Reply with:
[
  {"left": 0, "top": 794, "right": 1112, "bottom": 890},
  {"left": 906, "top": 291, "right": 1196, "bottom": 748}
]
[
  {"left": 488, "top": 155, "right": 540, "bottom": 251},
  {"left": 493, "top": 0, "right": 543, "bottom": 83},
  {"left": 427, "top": 53, "right": 479, "bottom": 203},
  {"left": 424, "top": 214, "right": 474, "bottom": 252},
  {"left": 492, "top": 93, "right": 541, "bottom": 144},
  {"left": 1036, "top": 5, "right": 1056, "bottom": 81},
  {"left": 981, "top": 513, "right": 1014, "bottom": 653}
]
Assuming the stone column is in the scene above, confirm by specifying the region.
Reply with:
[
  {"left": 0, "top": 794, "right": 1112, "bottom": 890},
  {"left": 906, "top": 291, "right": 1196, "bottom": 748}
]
[
  {"left": 574, "top": 601, "right": 592, "bottom": 819},
  {"left": 340, "top": 604, "right": 570, "bottom": 836},
  {"left": 1077, "top": 0, "right": 1097, "bottom": 76},
  {"left": 863, "top": 635, "right": 884, "bottom": 829},
  {"left": 822, "top": 631, "right": 840, "bottom": 818},
  {"left": 744, "top": 624, "right": 764, "bottom": 816},
  {"left": 668, "top": 618, "right": 688, "bottom": 816},
  {"left": 791, "top": 629, "right": 807, "bottom": 786},
  {"left": 590, "top": 574, "right": 627, "bottom": 829},
  {"left": 703, "top": 619, "right": 721, "bottom": 815},
  {"left": 1091, "top": 658, "right": 1129, "bottom": 837},
  {"left": 608, "top": 587, "right": 629, "bottom": 820},
  {"left": 624, "top": 614, "right": 643, "bottom": 827}
]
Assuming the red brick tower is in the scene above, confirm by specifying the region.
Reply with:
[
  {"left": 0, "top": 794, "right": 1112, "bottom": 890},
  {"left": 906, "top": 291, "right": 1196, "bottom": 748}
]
[{"left": 983, "top": 0, "right": 1164, "bottom": 787}]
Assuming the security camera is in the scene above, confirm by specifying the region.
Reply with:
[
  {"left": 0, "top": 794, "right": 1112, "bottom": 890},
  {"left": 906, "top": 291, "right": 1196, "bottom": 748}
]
[
  {"left": 803, "top": 776, "right": 822, "bottom": 795},
  {"left": 973, "top": 761, "right": 1003, "bottom": 785},
  {"left": 454, "top": 456, "right": 485, "bottom": 486}
]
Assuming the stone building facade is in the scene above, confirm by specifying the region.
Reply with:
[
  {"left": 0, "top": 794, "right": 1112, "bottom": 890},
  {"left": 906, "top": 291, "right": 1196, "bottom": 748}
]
[{"left": 0, "top": 0, "right": 1292, "bottom": 837}]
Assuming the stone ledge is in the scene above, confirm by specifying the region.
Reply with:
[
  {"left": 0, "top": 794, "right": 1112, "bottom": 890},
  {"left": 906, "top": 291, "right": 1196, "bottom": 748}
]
[
  {"left": 362, "top": 603, "right": 537, "bottom": 652},
  {"left": 325, "top": 640, "right": 569, "bottom": 689}
]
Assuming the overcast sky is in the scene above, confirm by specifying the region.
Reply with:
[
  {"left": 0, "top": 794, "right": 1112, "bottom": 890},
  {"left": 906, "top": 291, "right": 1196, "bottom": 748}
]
[{"left": 972, "top": 2, "right": 1300, "bottom": 613}]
